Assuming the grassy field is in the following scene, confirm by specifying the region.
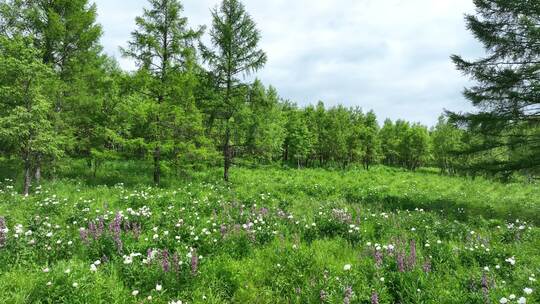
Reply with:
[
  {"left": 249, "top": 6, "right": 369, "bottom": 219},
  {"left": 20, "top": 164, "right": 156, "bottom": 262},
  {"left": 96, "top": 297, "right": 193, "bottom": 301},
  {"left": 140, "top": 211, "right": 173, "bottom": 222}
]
[{"left": 0, "top": 163, "right": 538, "bottom": 303}]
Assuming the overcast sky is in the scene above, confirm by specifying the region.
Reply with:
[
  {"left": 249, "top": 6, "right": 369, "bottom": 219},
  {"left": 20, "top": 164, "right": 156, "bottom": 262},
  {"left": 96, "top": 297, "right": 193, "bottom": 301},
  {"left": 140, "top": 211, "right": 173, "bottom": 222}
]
[{"left": 93, "top": 0, "right": 484, "bottom": 126}]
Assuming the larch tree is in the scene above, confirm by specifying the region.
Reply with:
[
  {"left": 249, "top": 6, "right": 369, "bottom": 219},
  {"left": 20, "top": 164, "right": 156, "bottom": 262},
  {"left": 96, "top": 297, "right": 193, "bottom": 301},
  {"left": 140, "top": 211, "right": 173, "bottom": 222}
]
[
  {"left": 449, "top": 0, "right": 540, "bottom": 176},
  {"left": 122, "top": 0, "right": 203, "bottom": 185},
  {"left": 200, "top": 0, "right": 267, "bottom": 182}
]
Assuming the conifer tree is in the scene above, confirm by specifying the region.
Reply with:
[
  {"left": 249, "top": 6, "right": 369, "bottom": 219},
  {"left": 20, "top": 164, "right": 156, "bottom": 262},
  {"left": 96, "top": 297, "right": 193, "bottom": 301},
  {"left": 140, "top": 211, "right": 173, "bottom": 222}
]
[
  {"left": 450, "top": 0, "right": 540, "bottom": 175},
  {"left": 200, "top": 0, "right": 267, "bottom": 181},
  {"left": 122, "top": 0, "right": 203, "bottom": 185}
]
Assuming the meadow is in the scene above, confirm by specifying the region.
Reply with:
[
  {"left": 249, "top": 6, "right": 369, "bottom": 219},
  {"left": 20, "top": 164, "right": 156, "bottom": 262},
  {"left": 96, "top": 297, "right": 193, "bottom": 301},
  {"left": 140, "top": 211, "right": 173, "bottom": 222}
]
[{"left": 0, "top": 163, "right": 538, "bottom": 303}]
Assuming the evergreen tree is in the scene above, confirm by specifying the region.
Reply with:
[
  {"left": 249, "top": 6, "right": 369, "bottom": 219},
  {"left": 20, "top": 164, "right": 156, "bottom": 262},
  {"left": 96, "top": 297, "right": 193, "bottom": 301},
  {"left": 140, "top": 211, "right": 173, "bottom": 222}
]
[
  {"left": 122, "top": 0, "right": 203, "bottom": 184},
  {"left": 450, "top": 0, "right": 540, "bottom": 175},
  {"left": 200, "top": 0, "right": 267, "bottom": 181}
]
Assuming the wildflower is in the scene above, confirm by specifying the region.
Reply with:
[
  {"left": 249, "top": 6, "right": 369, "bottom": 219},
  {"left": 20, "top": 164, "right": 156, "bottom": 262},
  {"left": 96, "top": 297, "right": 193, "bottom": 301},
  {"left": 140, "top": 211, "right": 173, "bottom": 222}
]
[
  {"left": 72, "top": 282, "right": 78, "bottom": 288},
  {"left": 90, "top": 264, "right": 97, "bottom": 272},
  {"left": 64, "top": 269, "right": 71, "bottom": 274},
  {"left": 517, "top": 297, "right": 526, "bottom": 304},
  {"left": 191, "top": 248, "right": 199, "bottom": 275},
  {"left": 371, "top": 291, "right": 379, "bottom": 304},
  {"left": 344, "top": 286, "right": 353, "bottom": 304},
  {"left": 422, "top": 259, "right": 431, "bottom": 273},
  {"left": 46, "top": 281, "right": 52, "bottom": 286},
  {"left": 343, "top": 264, "right": 351, "bottom": 271},
  {"left": 524, "top": 288, "right": 532, "bottom": 295},
  {"left": 509, "top": 295, "right": 516, "bottom": 300},
  {"left": 374, "top": 250, "right": 383, "bottom": 267},
  {"left": 162, "top": 249, "right": 170, "bottom": 272},
  {"left": 500, "top": 298, "right": 508, "bottom": 304},
  {"left": 132, "top": 290, "right": 139, "bottom": 296},
  {"left": 319, "top": 290, "right": 328, "bottom": 302},
  {"left": 397, "top": 252, "right": 405, "bottom": 272},
  {"left": 408, "top": 240, "right": 417, "bottom": 269},
  {"left": 43, "top": 267, "right": 50, "bottom": 273},
  {"left": 155, "top": 284, "right": 162, "bottom": 291},
  {"left": 505, "top": 257, "right": 516, "bottom": 265}
]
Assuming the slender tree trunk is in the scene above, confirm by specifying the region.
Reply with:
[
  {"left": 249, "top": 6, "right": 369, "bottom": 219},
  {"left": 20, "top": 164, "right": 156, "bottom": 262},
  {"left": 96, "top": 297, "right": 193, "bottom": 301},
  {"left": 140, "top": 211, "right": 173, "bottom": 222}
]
[
  {"left": 223, "top": 124, "right": 231, "bottom": 182},
  {"left": 34, "top": 155, "right": 41, "bottom": 185},
  {"left": 23, "top": 157, "right": 32, "bottom": 196},
  {"left": 153, "top": 145, "right": 161, "bottom": 185}
]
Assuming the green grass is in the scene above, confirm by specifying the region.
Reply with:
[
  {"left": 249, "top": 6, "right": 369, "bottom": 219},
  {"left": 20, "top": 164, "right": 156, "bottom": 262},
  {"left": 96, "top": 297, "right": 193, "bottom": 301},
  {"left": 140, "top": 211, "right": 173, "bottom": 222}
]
[{"left": 0, "top": 162, "right": 538, "bottom": 303}]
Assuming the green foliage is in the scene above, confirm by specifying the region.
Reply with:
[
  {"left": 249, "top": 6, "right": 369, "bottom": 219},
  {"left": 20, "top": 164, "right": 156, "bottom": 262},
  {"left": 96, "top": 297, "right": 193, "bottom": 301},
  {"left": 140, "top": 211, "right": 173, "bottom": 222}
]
[
  {"left": 0, "top": 35, "right": 64, "bottom": 194},
  {"left": 0, "top": 164, "right": 538, "bottom": 303},
  {"left": 449, "top": 0, "right": 540, "bottom": 175},
  {"left": 200, "top": 0, "right": 267, "bottom": 181}
]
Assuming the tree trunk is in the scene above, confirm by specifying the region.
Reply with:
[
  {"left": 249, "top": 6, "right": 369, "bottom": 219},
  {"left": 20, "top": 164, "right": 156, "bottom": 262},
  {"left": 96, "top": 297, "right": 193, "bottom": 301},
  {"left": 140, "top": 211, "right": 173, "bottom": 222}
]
[
  {"left": 153, "top": 146, "right": 161, "bottom": 185},
  {"left": 34, "top": 155, "right": 41, "bottom": 185},
  {"left": 23, "top": 158, "right": 32, "bottom": 196},
  {"left": 223, "top": 125, "right": 231, "bottom": 182}
]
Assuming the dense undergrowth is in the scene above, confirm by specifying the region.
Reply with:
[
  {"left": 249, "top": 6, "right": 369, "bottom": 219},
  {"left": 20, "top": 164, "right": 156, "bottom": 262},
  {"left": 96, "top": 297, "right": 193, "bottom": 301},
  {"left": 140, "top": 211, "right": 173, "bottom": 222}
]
[{"left": 0, "top": 162, "right": 538, "bottom": 303}]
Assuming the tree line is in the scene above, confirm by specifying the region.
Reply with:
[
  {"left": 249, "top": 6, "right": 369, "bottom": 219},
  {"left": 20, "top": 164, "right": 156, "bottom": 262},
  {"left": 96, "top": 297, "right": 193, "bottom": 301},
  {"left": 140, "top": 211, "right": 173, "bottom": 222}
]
[{"left": 0, "top": 0, "right": 538, "bottom": 194}]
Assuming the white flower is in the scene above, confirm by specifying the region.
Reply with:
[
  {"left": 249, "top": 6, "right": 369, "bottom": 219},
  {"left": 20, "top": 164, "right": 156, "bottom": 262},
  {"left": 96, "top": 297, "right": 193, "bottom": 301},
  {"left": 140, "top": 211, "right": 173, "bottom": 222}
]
[
  {"left": 169, "top": 301, "right": 183, "bottom": 304},
  {"left": 380, "top": 277, "right": 385, "bottom": 282},
  {"left": 517, "top": 297, "right": 526, "bottom": 304},
  {"left": 343, "top": 264, "right": 351, "bottom": 271},
  {"left": 155, "top": 284, "right": 162, "bottom": 291},
  {"left": 523, "top": 288, "right": 533, "bottom": 295},
  {"left": 72, "top": 282, "right": 78, "bottom": 288},
  {"left": 132, "top": 290, "right": 139, "bottom": 296},
  {"left": 43, "top": 267, "right": 50, "bottom": 273},
  {"left": 90, "top": 264, "right": 97, "bottom": 272},
  {"left": 505, "top": 257, "right": 516, "bottom": 265},
  {"left": 64, "top": 269, "right": 71, "bottom": 274},
  {"left": 499, "top": 298, "right": 508, "bottom": 304}
]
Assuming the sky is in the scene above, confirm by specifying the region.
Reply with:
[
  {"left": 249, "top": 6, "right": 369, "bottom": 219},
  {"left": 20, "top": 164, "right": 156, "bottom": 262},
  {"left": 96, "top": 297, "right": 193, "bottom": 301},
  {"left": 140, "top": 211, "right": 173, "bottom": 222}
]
[{"left": 93, "top": 0, "right": 485, "bottom": 127}]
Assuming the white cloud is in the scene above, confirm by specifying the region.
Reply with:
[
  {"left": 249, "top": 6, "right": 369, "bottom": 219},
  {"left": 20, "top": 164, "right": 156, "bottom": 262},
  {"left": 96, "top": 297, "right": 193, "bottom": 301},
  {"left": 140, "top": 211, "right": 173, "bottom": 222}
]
[{"left": 93, "top": 0, "right": 484, "bottom": 126}]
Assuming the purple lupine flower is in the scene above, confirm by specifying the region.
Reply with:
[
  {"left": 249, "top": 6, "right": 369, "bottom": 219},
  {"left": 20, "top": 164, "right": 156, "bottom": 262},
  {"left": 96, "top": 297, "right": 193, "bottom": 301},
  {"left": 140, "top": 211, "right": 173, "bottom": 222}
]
[
  {"left": 481, "top": 273, "right": 489, "bottom": 301},
  {"left": 374, "top": 249, "right": 383, "bottom": 267},
  {"left": 123, "top": 220, "right": 131, "bottom": 232},
  {"left": 397, "top": 251, "right": 405, "bottom": 272},
  {"left": 97, "top": 217, "right": 105, "bottom": 236},
  {"left": 422, "top": 259, "right": 431, "bottom": 273},
  {"left": 146, "top": 248, "right": 154, "bottom": 265},
  {"left": 88, "top": 221, "right": 97, "bottom": 239},
  {"left": 162, "top": 249, "right": 170, "bottom": 272},
  {"left": 172, "top": 252, "right": 179, "bottom": 273},
  {"left": 79, "top": 228, "right": 89, "bottom": 244},
  {"left": 220, "top": 225, "right": 227, "bottom": 237},
  {"left": 408, "top": 240, "right": 416, "bottom": 270},
  {"left": 191, "top": 248, "right": 198, "bottom": 276},
  {"left": 343, "top": 286, "right": 352, "bottom": 304},
  {"left": 371, "top": 291, "right": 379, "bottom": 304},
  {"left": 110, "top": 213, "right": 123, "bottom": 253},
  {"left": 320, "top": 290, "right": 328, "bottom": 302},
  {"left": 0, "top": 217, "right": 6, "bottom": 247}
]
